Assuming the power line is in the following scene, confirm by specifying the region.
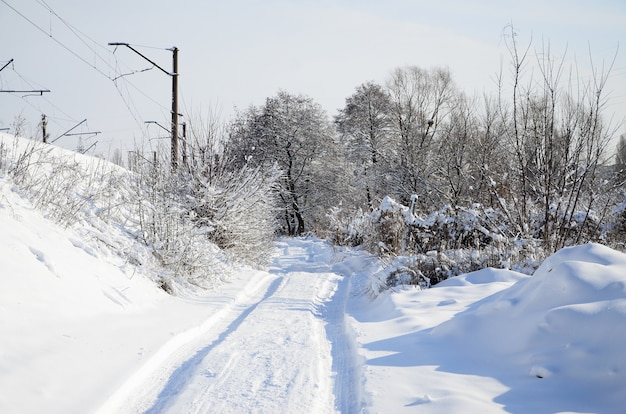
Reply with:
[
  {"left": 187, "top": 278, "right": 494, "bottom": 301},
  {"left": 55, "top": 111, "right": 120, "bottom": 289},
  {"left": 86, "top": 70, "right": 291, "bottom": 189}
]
[
  {"left": 7, "top": 64, "right": 78, "bottom": 123},
  {"left": 0, "top": 0, "right": 113, "bottom": 81},
  {"left": 111, "top": 61, "right": 170, "bottom": 112},
  {"left": 3, "top": 0, "right": 172, "bottom": 102},
  {"left": 34, "top": 0, "right": 126, "bottom": 77},
  {"left": 29, "top": 0, "right": 171, "bottom": 116},
  {"left": 31, "top": 0, "right": 171, "bottom": 114},
  {"left": 1, "top": 0, "right": 175, "bottom": 144}
]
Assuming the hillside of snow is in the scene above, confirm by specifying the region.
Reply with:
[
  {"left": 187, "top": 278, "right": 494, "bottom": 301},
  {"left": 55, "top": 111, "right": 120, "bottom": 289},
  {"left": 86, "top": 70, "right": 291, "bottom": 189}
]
[{"left": 2, "top": 133, "right": 626, "bottom": 413}]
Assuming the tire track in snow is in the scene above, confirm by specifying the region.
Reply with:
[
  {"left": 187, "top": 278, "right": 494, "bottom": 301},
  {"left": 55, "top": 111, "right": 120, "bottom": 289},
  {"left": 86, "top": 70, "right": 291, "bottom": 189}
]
[
  {"left": 182, "top": 271, "right": 337, "bottom": 414},
  {"left": 158, "top": 239, "right": 341, "bottom": 413},
  {"left": 98, "top": 238, "right": 364, "bottom": 414},
  {"left": 270, "top": 238, "right": 364, "bottom": 413},
  {"left": 144, "top": 275, "right": 285, "bottom": 413},
  {"left": 95, "top": 272, "right": 282, "bottom": 414},
  {"left": 322, "top": 271, "right": 363, "bottom": 413}
]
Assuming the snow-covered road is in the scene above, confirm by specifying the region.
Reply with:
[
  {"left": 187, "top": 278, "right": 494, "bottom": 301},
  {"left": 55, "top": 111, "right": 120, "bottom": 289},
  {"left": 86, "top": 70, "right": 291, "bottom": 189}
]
[{"left": 98, "top": 238, "right": 359, "bottom": 414}]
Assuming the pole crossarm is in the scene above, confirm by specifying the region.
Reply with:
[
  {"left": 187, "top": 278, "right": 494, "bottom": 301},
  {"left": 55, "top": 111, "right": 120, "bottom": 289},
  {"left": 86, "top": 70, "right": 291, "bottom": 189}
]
[
  {"left": 144, "top": 120, "right": 170, "bottom": 133},
  {"left": 65, "top": 131, "right": 100, "bottom": 137},
  {"left": 1, "top": 59, "right": 49, "bottom": 95},
  {"left": 50, "top": 118, "right": 87, "bottom": 143},
  {"left": 108, "top": 43, "right": 174, "bottom": 76},
  {"left": 0, "top": 89, "right": 50, "bottom": 95},
  {"left": 0, "top": 58, "right": 14, "bottom": 73}
]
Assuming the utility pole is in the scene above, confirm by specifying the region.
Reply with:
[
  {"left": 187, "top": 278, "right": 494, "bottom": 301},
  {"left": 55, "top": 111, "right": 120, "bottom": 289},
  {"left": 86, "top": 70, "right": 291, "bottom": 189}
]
[
  {"left": 171, "top": 47, "right": 179, "bottom": 170},
  {"left": 41, "top": 114, "right": 48, "bottom": 143},
  {"left": 108, "top": 43, "right": 179, "bottom": 170}
]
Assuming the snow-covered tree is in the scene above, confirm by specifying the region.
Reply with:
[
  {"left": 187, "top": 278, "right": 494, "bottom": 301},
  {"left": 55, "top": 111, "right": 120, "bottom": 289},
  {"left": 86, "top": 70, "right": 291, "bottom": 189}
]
[
  {"left": 385, "top": 66, "right": 456, "bottom": 207},
  {"left": 497, "top": 26, "right": 615, "bottom": 251},
  {"left": 335, "top": 81, "right": 393, "bottom": 211},
  {"left": 179, "top": 111, "right": 282, "bottom": 265},
  {"left": 227, "top": 91, "right": 341, "bottom": 236}
]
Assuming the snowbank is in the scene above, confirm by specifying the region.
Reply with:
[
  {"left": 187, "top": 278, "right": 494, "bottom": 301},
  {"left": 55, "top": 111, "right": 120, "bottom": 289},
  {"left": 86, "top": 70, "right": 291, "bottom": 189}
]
[
  {"left": 0, "top": 135, "right": 226, "bottom": 413},
  {"left": 351, "top": 243, "right": 626, "bottom": 413},
  {"left": 431, "top": 243, "right": 626, "bottom": 412},
  {"left": 0, "top": 173, "right": 223, "bottom": 414}
]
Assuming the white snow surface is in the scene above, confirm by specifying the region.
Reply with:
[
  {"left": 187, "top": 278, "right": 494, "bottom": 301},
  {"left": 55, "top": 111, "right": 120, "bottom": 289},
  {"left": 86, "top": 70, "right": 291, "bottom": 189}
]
[{"left": 2, "top": 134, "right": 626, "bottom": 413}]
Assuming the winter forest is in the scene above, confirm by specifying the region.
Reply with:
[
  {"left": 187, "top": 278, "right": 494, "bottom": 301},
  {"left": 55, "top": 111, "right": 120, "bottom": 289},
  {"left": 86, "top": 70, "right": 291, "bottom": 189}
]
[{"left": 4, "top": 30, "right": 626, "bottom": 291}]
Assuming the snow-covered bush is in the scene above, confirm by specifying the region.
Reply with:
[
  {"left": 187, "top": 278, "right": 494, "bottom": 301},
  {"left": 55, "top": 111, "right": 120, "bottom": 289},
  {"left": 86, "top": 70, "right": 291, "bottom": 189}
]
[
  {"left": 326, "top": 206, "right": 371, "bottom": 247},
  {"left": 3, "top": 138, "right": 126, "bottom": 228},
  {"left": 527, "top": 202, "right": 604, "bottom": 251},
  {"left": 365, "top": 196, "right": 545, "bottom": 286},
  {"left": 366, "top": 196, "right": 410, "bottom": 255},
  {"left": 0, "top": 135, "right": 229, "bottom": 293},
  {"left": 603, "top": 199, "right": 626, "bottom": 250},
  {"left": 383, "top": 256, "right": 431, "bottom": 289},
  {"left": 185, "top": 163, "right": 281, "bottom": 266},
  {"left": 174, "top": 112, "right": 283, "bottom": 267},
  {"left": 127, "top": 153, "right": 230, "bottom": 291},
  {"left": 367, "top": 197, "right": 510, "bottom": 255}
]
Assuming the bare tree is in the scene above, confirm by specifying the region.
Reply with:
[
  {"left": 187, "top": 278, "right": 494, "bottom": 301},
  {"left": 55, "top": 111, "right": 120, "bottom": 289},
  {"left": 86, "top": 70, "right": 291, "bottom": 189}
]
[
  {"left": 434, "top": 92, "right": 478, "bottom": 205},
  {"left": 385, "top": 66, "right": 456, "bottom": 207},
  {"left": 499, "top": 26, "right": 617, "bottom": 251}
]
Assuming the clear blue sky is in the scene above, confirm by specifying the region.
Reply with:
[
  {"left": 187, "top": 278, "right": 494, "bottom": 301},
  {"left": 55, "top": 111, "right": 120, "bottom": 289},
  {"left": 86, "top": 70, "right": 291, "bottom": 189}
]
[{"left": 1, "top": 0, "right": 625, "bottom": 157}]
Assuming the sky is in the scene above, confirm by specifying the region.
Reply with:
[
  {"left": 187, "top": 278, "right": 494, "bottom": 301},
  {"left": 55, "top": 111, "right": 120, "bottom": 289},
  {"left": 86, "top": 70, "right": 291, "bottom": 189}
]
[{"left": 1, "top": 0, "right": 625, "bottom": 158}]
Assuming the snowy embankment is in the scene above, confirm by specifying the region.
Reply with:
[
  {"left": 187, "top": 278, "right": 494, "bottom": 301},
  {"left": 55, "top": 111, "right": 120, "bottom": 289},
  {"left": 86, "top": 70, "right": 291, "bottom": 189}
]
[{"left": 0, "top": 173, "right": 221, "bottom": 414}]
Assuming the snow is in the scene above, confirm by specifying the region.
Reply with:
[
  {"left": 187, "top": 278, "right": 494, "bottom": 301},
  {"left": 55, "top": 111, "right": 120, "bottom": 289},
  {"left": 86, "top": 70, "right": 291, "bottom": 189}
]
[
  {"left": 2, "top": 134, "right": 626, "bottom": 413},
  {"left": 346, "top": 248, "right": 626, "bottom": 413}
]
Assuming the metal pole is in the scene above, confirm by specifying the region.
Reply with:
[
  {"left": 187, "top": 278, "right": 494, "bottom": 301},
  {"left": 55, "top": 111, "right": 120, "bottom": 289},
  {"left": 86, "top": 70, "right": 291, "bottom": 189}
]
[
  {"left": 171, "top": 47, "right": 179, "bottom": 170},
  {"left": 108, "top": 43, "right": 179, "bottom": 170}
]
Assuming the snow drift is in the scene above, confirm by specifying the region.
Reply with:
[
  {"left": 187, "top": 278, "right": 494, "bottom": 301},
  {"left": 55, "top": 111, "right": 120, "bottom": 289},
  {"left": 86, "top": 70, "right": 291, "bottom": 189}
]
[{"left": 427, "top": 243, "right": 626, "bottom": 412}]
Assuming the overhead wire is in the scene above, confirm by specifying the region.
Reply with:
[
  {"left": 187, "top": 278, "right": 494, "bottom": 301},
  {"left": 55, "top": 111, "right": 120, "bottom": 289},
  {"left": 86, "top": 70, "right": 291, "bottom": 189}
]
[
  {"left": 9, "top": 66, "right": 78, "bottom": 126},
  {"left": 0, "top": 58, "right": 76, "bottom": 137},
  {"left": 1, "top": 0, "right": 173, "bottom": 141},
  {"left": 35, "top": 0, "right": 119, "bottom": 72},
  {"left": 0, "top": 0, "right": 117, "bottom": 144},
  {"left": 0, "top": 0, "right": 113, "bottom": 81}
]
